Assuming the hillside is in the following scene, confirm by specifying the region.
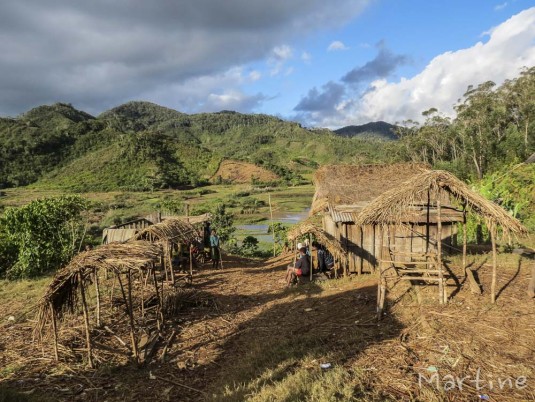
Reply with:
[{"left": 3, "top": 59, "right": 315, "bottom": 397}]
[
  {"left": 0, "top": 101, "right": 398, "bottom": 191},
  {"left": 334, "top": 121, "right": 398, "bottom": 140}
]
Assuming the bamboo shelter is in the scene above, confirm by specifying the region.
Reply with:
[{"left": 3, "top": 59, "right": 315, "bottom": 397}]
[
  {"left": 35, "top": 242, "right": 167, "bottom": 368},
  {"left": 353, "top": 169, "right": 528, "bottom": 315},
  {"left": 132, "top": 218, "right": 200, "bottom": 285}
]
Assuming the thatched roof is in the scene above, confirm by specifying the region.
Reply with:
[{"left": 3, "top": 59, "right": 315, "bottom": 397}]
[
  {"left": 288, "top": 220, "right": 348, "bottom": 266},
  {"left": 525, "top": 152, "right": 535, "bottom": 164},
  {"left": 310, "top": 163, "right": 429, "bottom": 214},
  {"left": 354, "top": 170, "right": 527, "bottom": 236},
  {"left": 133, "top": 218, "right": 199, "bottom": 244},
  {"left": 36, "top": 241, "right": 162, "bottom": 333}
]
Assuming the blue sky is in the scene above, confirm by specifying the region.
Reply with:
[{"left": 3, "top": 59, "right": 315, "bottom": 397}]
[{"left": 1, "top": 0, "right": 534, "bottom": 128}]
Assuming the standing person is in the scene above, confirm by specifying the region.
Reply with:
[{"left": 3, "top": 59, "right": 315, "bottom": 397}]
[
  {"left": 210, "top": 229, "right": 221, "bottom": 269},
  {"left": 285, "top": 247, "right": 310, "bottom": 287},
  {"left": 203, "top": 222, "right": 211, "bottom": 248}
]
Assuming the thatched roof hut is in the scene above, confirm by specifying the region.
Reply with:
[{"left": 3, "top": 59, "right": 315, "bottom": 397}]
[
  {"left": 525, "top": 152, "right": 535, "bottom": 164},
  {"left": 354, "top": 170, "right": 527, "bottom": 236}
]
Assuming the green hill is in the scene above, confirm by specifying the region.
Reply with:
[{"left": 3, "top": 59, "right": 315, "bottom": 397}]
[
  {"left": 334, "top": 121, "right": 398, "bottom": 140},
  {"left": 0, "top": 101, "right": 397, "bottom": 191}
]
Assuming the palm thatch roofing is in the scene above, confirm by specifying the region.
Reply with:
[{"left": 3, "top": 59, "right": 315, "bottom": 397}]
[
  {"left": 310, "top": 163, "right": 429, "bottom": 215},
  {"left": 353, "top": 170, "right": 527, "bottom": 236},
  {"left": 288, "top": 220, "right": 348, "bottom": 266},
  {"left": 35, "top": 241, "right": 162, "bottom": 333},
  {"left": 525, "top": 152, "right": 535, "bottom": 164},
  {"left": 132, "top": 217, "right": 199, "bottom": 244}
]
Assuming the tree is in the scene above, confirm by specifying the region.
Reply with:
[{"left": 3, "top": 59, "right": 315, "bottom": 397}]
[
  {"left": 1, "top": 195, "right": 89, "bottom": 278},
  {"left": 211, "top": 204, "right": 236, "bottom": 245}
]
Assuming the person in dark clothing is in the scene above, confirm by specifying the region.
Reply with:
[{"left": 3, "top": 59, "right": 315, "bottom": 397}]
[
  {"left": 285, "top": 247, "right": 310, "bottom": 286},
  {"left": 210, "top": 229, "right": 221, "bottom": 269},
  {"left": 203, "top": 222, "right": 211, "bottom": 248}
]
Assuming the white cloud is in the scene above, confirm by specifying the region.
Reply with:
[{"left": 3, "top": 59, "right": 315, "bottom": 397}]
[
  {"left": 328, "top": 40, "right": 349, "bottom": 51},
  {"left": 269, "top": 44, "right": 294, "bottom": 76},
  {"left": 249, "top": 70, "right": 262, "bottom": 81},
  {"left": 494, "top": 2, "right": 508, "bottom": 11},
  {"left": 336, "top": 7, "right": 535, "bottom": 127},
  {"left": 141, "top": 67, "right": 267, "bottom": 113},
  {"left": 301, "top": 51, "right": 312, "bottom": 63}
]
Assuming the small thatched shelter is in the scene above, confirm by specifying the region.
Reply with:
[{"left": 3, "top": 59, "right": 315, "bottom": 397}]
[
  {"left": 132, "top": 218, "right": 200, "bottom": 284},
  {"left": 287, "top": 220, "right": 349, "bottom": 279},
  {"left": 35, "top": 241, "right": 165, "bottom": 367},
  {"left": 353, "top": 169, "right": 527, "bottom": 312}
]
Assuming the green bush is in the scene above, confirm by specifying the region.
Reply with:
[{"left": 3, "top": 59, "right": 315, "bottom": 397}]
[{"left": 1, "top": 195, "right": 89, "bottom": 279}]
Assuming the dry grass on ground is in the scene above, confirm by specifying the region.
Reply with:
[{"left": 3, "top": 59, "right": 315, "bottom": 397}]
[
  {"left": 210, "top": 160, "right": 279, "bottom": 184},
  {"left": 0, "top": 250, "right": 534, "bottom": 401}
]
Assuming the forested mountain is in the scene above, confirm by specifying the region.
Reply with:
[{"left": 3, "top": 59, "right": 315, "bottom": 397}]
[
  {"left": 0, "top": 102, "right": 394, "bottom": 191},
  {"left": 334, "top": 121, "right": 398, "bottom": 140}
]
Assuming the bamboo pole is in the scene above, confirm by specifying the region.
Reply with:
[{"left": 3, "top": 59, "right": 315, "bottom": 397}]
[
  {"left": 490, "top": 223, "right": 498, "bottom": 304},
  {"left": 168, "top": 244, "right": 175, "bottom": 284},
  {"left": 437, "top": 197, "right": 445, "bottom": 304},
  {"left": 78, "top": 272, "right": 93, "bottom": 368},
  {"left": 50, "top": 303, "right": 59, "bottom": 362},
  {"left": 269, "top": 194, "right": 275, "bottom": 257},
  {"left": 94, "top": 269, "right": 101, "bottom": 327}
]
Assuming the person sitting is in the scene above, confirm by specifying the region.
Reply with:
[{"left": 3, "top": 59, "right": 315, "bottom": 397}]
[{"left": 285, "top": 247, "right": 310, "bottom": 287}]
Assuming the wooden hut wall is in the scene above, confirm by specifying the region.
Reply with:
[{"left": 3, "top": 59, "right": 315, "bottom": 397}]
[{"left": 323, "top": 217, "right": 459, "bottom": 274}]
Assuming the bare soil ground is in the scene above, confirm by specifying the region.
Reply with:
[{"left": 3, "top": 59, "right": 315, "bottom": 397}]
[
  {"left": 1, "top": 252, "right": 534, "bottom": 401},
  {"left": 210, "top": 160, "right": 279, "bottom": 183}
]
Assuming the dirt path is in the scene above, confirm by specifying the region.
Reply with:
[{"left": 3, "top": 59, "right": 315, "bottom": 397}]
[{"left": 1, "top": 252, "right": 534, "bottom": 401}]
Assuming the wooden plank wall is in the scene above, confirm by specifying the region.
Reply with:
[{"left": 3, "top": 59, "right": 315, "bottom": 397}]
[{"left": 322, "top": 215, "right": 459, "bottom": 274}]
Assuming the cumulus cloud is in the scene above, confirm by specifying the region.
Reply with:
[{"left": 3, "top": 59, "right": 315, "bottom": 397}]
[
  {"left": 342, "top": 41, "right": 409, "bottom": 83},
  {"left": 295, "top": 8, "right": 535, "bottom": 128},
  {"left": 327, "top": 41, "right": 349, "bottom": 51},
  {"left": 141, "top": 67, "right": 268, "bottom": 114},
  {"left": 353, "top": 8, "right": 535, "bottom": 124},
  {"left": 301, "top": 51, "right": 312, "bottom": 64},
  {"left": 294, "top": 81, "right": 346, "bottom": 112},
  {"left": 0, "top": 0, "right": 370, "bottom": 115}
]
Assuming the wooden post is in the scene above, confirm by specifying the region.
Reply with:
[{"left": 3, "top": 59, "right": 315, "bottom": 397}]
[
  {"left": 490, "top": 223, "right": 498, "bottom": 304},
  {"left": 437, "top": 197, "right": 445, "bottom": 304},
  {"left": 344, "top": 225, "right": 349, "bottom": 277},
  {"left": 50, "top": 303, "right": 59, "bottom": 362},
  {"left": 462, "top": 205, "right": 467, "bottom": 273},
  {"left": 118, "top": 272, "right": 139, "bottom": 360},
  {"left": 78, "top": 272, "right": 93, "bottom": 368},
  {"left": 152, "top": 265, "right": 163, "bottom": 331},
  {"left": 189, "top": 243, "right": 194, "bottom": 284},
  {"left": 377, "top": 226, "right": 385, "bottom": 320},
  {"left": 94, "top": 269, "right": 101, "bottom": 327},
  {"left": 293, "top": 240, "right": 298, "bottom": 265},
  {"left": 358, "top": 226, "right": 363, "bottom": 275},
  {"left": 269, "top": 194, "right": 275, "bottom": 257},
  {"left": 528, "top": 264, "right": 535, "bottom": 299},
  {"left": 309, "top": 233, "right": 313, "bottom": 281},
  {"left": 168, "top": 244, "right": 175, "bottom": 284}
]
